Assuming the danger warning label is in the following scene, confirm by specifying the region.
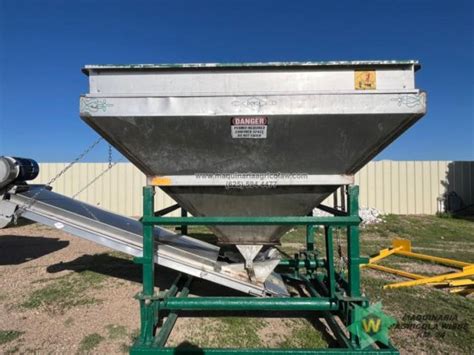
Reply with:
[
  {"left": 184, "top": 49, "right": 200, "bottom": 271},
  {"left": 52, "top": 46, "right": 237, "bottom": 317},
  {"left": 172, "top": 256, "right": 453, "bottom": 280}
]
[{"left": 231, "top": 117, "right": 268, "bottom": 139}]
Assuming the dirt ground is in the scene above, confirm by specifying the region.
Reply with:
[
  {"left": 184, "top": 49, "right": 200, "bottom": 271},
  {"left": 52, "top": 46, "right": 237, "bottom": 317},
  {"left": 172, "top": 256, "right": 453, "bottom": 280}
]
[
  {"left": 0, "top": 215, "right": 473, "bottom": 354},
  {"left": 0, "top": 223, "right": 328, "bottom": 353},
  {"left": 0, "top": 223, "right": 139, "bottom": 353}
]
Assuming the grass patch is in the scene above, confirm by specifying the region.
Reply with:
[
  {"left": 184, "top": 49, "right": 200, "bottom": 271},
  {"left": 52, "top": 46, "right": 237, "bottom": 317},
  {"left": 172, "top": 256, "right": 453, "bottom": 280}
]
[
  {"left": 131, "top": 328, "right": 140, "bottom": 341},
  {"left": 171, "top": 318, "right": 267, "bottom": 348},
  {"left": 279, "top": 214, "right": 474, "bottom": 262},
  {"left": 78, "top": 333, "right": 104, "bottom": 353},
  {"left": 278, "top": 214, "right": 474, "bottom": 354},
  {"left": 278, "top": 319, "right": 327, "bottom": 349},
  {"left": 217, "top": 317, "right": 266, "bottom": 347},
  {"left": 21, "top": 270, "right": 105, "bottom": 313},
  {"left": 120, "top": 328, "right": 140, "bottom": 353},
  {"left": 5, "top": 345, "right": 20, "bottom": 354},
  {"left": 361, "top": 215, "right": 474, "bottom": 354},
  {"left": 167, "top": 317, "right": 327, "bottom": 349},
  {"left": 120, "top": 342, "right": 131, "bottom": 354},
  {"left": 0, "top": 292, "right": 8, "bottom": 302},
  {"left": 106, "top": 324, "right": 128, "bottom": 340},
  {"left": 107, "top": 250, "right": 133, "bottom": 261},
  {"left": 362, "top": 214, "right": 474, "bottom": 260},
  {"left": 0, "top": 330, "right": 24, "bottom": 345},
  {"left": 362, "top": 275, "right": 474, "bottom": 354}
]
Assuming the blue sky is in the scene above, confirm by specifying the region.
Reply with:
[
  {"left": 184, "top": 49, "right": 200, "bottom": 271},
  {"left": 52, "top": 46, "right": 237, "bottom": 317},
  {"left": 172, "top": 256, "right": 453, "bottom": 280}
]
[{"left": 0, "top": 0, "right": 473, "bottom": 162}]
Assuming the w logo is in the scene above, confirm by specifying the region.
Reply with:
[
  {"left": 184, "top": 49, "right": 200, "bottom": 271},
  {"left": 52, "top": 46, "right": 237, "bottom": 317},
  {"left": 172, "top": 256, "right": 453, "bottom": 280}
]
[
  {"left": 362, "top": 316, "right": 382, "bottom": 335},
  {"left": 347, "top": 302, "right": 396, "bottom": 349}
]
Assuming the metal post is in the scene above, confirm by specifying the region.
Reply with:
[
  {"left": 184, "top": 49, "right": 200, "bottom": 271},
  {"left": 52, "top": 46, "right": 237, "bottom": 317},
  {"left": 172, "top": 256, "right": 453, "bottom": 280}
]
[
  {"left": 346, "top": 185, "right": 361, "bottom": 346},
  {"left": 181, "top": 208, "right": 188, "bottom": 235},
  {"left": 293, "top": 252, "right": 300, "bottom": 278},
  {"left": 140, "top": 186, "right": 156, "bottom": 345},
  {"left": 325, "top": 226, "right": 336, "bottom": 298},
  {"left": 154, "top": 277, "right": 193, "bottom": 347},
  {"left": 306, "top": 224, "right": 314, "bottom": 252},
  {"left": 340, "top": 186, "right": 346, "bottom": 211},
  {"left": 346, "top": 185, "right": 361, "bottom": 297}
]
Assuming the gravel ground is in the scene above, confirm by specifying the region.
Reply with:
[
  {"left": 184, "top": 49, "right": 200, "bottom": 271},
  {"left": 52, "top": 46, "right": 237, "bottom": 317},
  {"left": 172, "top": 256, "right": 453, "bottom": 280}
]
[
  {"left": 0, "top": 222, "right": 327, "bottom": 353},
  {"left": 0, "top": 222, "right": 140, "bottom": 353},
  {"left": 2, "top": 216, "right": 472, "bottom": 354}
]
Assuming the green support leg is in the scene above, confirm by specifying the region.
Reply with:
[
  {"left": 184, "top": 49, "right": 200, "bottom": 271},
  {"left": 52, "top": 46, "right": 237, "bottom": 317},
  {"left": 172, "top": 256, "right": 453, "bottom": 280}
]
[
  {"left": 181, "top": 208, "right": 188, "bottom": 235},
  {"left": 139, "top": 186, "right": 156, "bottom": 345},
  {"left": 130, "top": 184, "right": 395, "bottom": 354},
  {"left": 346, "top": 185, "right": 362, "bottom": 346},
  {"left": 154, "top": 276, "right": 193, "bottom": 347},
  {"left": 325, "top": 226, "right": 336, "bottom": 298},
  {"left": 306, "top": 224, "right": 314, "bottom": 252},
  {"left": 347, "top": 185, "right": 361, "bottom": 298}
]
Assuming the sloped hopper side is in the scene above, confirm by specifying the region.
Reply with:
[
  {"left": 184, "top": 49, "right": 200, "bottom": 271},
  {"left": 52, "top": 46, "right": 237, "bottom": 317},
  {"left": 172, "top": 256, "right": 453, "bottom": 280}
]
[
  {"left": 82, "top": 112, "right": 424, "bottom": 244},
  {"left": 163, "top": 186, "right": 338, "bottom": 245},
  {"left": 80, "top": 61, "right": 427, "bottom": 248}
]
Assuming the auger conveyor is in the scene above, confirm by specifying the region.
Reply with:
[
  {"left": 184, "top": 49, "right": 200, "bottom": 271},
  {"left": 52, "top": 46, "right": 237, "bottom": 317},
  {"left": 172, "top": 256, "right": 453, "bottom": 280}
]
[{"left": 2, "top": 185, "right": 287, "bottom": 297}]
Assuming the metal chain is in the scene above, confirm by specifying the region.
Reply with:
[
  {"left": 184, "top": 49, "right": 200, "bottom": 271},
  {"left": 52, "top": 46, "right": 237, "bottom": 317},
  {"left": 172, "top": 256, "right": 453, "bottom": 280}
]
[
  {"left": 108, "top": 144, "right": 112, "bottom": 168},
  {"left": 14, "top": 137, "right": 104, "bottom": 220},
  {"left": 72, "top": 161, "right": 117, "bottom": 199},
  {"left": 46, "top": 137, "right": 104, "bottom": 187},
  {"left": 71, "top": 162, "right": 117, "bottom": 222},
  {"left": 71, "top": 144, "right": 118, "bottom": 221}
]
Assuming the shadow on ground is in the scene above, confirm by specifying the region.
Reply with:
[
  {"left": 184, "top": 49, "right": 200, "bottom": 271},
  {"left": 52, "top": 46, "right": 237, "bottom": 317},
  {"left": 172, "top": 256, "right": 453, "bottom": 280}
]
[
  {"left": 0, "top": 235, "right": 69, "bottom": 265},
  {"left": 46, "top": 253, "right": 244, "bottom": 297},
  {"left": 44, "top": 250, "right": 340, "bottom": 349},
  {"left": 1, "top": 218, "right": 36, "bottom": 228}
]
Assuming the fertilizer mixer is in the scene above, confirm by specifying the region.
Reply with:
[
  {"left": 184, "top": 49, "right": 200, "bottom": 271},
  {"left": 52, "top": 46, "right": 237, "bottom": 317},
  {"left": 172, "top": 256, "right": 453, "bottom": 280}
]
[{"left": 0, "top": 60, "right": 426, "bottom": 353}]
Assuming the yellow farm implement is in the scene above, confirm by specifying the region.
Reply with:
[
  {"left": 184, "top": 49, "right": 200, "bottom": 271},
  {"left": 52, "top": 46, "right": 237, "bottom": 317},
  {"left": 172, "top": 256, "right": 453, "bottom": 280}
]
[{"left": 363, "top": 239, "right": 474, "bottom": 296}]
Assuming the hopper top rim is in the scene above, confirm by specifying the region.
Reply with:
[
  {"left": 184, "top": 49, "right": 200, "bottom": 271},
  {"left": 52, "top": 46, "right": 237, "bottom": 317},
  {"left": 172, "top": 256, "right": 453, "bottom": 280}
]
[{"left": 82, "top": 60, "right": 420, "bottom": 75}]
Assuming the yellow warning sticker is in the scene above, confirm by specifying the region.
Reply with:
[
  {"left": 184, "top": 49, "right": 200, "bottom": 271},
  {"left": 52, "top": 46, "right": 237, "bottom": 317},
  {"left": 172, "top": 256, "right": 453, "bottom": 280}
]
[
  {"left": 150, "top": 176, "right": 172, "bottom": 186},
  {"left": 354, "top": 70, "right": 376, "bottom": 90}
]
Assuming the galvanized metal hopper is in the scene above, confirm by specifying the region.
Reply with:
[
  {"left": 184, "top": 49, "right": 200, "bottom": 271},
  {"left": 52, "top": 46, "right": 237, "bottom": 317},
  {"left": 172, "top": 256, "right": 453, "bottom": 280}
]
[{"left": 80, "top": 61, "right": 426, "bottom": 273}]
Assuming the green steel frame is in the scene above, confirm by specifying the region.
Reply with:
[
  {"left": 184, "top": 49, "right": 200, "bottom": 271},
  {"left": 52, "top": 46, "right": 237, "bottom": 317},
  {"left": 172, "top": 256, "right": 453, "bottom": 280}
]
[{"left": 131, "top": 185, "right": 398, "bottom": 354}]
